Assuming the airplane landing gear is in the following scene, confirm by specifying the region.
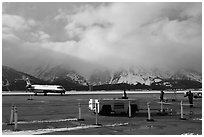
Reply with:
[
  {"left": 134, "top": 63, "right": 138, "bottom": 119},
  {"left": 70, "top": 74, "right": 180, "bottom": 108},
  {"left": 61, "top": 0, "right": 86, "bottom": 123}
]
[{"left": 60, "top": 92, "right": 65, "bottom": 96}]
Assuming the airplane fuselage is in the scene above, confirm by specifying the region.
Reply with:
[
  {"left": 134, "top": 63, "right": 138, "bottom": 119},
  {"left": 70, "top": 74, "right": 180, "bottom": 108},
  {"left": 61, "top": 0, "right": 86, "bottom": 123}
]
[{"left": 28, "top": 85, "right": 66, "bottom": 95}]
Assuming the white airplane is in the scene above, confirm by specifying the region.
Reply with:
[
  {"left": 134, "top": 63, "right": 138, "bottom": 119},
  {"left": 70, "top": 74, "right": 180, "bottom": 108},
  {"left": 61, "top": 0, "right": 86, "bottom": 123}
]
[{"left": 25, "top": 78, "right": 66, "bottom": 96}]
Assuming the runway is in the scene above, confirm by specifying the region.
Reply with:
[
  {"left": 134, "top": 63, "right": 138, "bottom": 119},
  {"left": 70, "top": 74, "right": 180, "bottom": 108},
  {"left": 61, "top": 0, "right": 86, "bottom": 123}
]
[{"left": 1, "top": 90, "right": 190, "bottom": 96}]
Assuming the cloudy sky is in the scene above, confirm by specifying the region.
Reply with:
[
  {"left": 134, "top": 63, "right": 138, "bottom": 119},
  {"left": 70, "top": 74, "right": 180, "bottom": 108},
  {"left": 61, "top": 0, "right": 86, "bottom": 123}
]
[{"left": 2, "top": 2, "right": 202, "bottom": 75}]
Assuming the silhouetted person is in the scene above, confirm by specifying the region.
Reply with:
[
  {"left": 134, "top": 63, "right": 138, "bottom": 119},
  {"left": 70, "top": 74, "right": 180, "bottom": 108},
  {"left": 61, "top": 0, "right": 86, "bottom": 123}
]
[
  {"left": 172, "top": 90, "right": 177, "bottom": 101},
  {"left": 160, "top": 90, "right": 164, "bottom": 102},
  {"left": 122, "top": 90, "right": 128, "bottom": 99},
  {"left": 184, "top": 91, "right": 193, "bottom": 107}
]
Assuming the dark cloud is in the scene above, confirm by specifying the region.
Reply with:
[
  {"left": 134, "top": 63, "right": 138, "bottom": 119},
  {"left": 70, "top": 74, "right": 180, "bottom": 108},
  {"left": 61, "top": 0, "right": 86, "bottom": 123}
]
[{"left": 2, "top": 2, "right": 202, "bottom": 76}]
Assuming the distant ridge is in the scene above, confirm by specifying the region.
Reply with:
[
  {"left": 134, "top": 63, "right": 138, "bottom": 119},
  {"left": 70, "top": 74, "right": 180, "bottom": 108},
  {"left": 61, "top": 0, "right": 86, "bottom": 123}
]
[
  {"left": 2, "top": 65, "right": 202, "bottom": 91},
  {"left": 2, "top": 66, "right": 45, "bottom": 91}
]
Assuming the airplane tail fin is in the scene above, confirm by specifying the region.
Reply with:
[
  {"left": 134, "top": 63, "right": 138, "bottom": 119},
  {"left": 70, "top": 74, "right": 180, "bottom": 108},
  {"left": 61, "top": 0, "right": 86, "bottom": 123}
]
[
  {"left": 25, "top": 78, "right": 32, "bottom": 88},
  {"left": 4, "top": 79, "right": 10, "bottom": 86}
]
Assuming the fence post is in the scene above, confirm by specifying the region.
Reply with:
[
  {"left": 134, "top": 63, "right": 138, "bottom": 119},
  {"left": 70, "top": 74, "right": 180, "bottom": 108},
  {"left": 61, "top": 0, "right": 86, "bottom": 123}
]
[
  {"left": 128, "top": 100, "right": 131, "bottom": 118},
  {"left": 9, "top": 105, "right": 14, "bottom": 125},
  {"left": 78, "top": 101, "right": 84, "bottom": 121},
  {"left": 146, "top": 102, "right": 154, "bottom": 121},
  {"left": 14, "top": 106, "right": 18, "bottom": 131},
  {"left": 95, "top": 103, "right": 98, "bottom": 125},
  {"left": 94, "top": 102, "right": 101, "bottom": 125},
  {"left": 180, "top": 100, "right": 186, "bottom": 120},
  {"left": 160, "top": 101, "right": 163, "bottom": 112}
]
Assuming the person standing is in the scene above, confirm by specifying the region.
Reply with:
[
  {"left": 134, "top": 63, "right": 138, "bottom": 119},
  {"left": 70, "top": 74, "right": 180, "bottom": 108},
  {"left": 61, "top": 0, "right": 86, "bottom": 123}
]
[
  {"left": 122, "top": 90, "right": 128, "bottom": 99},
  {"left": 184, "top": 91, "right": 194, "bottom": 107},
  {"left": 160, "top": 90, "right": 164, "bottom": 102}
]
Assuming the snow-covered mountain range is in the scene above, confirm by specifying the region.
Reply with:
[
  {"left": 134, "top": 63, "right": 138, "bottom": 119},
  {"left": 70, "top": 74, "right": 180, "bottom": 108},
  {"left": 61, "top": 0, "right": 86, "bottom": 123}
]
[
  {"left": 2, "top": 64, "right": 202, "bottom": 91},
  {"left": 86, "top": 66, "right": 201, "bottom": 86},
  {"left": 16, "top": 65, "right": 202, "bottom": 85}
]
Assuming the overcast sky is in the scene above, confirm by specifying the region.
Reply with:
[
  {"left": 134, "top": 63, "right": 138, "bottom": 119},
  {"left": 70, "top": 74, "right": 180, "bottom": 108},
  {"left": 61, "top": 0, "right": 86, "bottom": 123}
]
[{"left": 2, "top": 2, "right": 202, "bottom": 74}]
